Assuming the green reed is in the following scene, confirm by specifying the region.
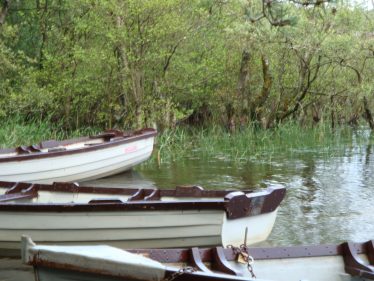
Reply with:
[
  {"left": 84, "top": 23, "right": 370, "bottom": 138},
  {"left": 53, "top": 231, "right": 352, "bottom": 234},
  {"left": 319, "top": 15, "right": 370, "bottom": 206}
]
[
  {"left": 153, "top": 123, "right": 374, "bottom": 164},
  {"left": 0, "top": 118, "right": 372, "bottom": 165},
  {"left": 0, "top": 118, "right": 100, "bottom": 148}
]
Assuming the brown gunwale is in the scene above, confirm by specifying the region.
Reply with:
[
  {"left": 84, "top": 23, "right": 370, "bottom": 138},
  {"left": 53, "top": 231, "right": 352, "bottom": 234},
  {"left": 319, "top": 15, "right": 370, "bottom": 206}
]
[
  {"left": 0, "top": 182, "right": 286, "bottom": 219},
  {"left": 0, "top": 128, "right": 157, "bottom": 163},
  {"left": 0, "top": 200, "right": 225, "bottom": 212},
  {"left": 0, "top": 181, "right": 252, "bottom": 196}
]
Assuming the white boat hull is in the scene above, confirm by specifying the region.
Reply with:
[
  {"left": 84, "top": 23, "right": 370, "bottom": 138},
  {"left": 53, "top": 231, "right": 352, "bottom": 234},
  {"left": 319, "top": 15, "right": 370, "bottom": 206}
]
[
  {"left": 0, "top": 208, "right": 278, "bottom": 255},
  {"left": 0, "top": 137, "right": 154, "bottom": 184}
]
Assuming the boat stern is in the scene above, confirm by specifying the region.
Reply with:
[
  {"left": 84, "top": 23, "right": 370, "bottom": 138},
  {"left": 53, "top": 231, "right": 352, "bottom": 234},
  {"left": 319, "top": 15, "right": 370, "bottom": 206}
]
[{"left": 221, "top": 186, "right": 286, "bottom": 246}]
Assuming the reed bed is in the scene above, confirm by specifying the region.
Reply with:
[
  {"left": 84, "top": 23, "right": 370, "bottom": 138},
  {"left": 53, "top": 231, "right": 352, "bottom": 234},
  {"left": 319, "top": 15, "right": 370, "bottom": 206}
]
[
  {"left": 153, "top": 124, "right": 374, "bottom": 164},
  {"left": 0, "top": 118, "right": 372, "bottom": 165},
  {"left": 0, "top": 118, "right": 99, "bottom": 148}
]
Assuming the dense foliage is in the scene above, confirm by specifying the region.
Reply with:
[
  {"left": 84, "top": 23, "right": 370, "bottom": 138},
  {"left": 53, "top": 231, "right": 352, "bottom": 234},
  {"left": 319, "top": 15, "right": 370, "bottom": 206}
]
[{"left": 0, "top": 0, "right": 373, "bottom": 130}]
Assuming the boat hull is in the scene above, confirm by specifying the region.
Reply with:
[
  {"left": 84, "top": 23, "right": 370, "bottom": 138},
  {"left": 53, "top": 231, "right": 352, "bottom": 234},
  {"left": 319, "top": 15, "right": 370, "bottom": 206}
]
[
  {"left": 0, "top": 208, "right": 278, "bottom": 257},
  {"left": 0, "top": 137, "right": 155, "bottom": 184}
]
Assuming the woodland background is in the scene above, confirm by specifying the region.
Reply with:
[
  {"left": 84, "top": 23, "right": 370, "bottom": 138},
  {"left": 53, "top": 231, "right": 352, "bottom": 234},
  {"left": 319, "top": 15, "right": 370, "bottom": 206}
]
[{"left": 0, "top": 0, "right": 373, "bottom": 131}]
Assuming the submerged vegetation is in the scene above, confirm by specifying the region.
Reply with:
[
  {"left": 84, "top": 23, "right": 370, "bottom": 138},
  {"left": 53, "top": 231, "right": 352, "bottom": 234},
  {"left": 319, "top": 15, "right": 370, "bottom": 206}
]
[{"left": 0, "top": 0, "right": 373, "bottom": 131}]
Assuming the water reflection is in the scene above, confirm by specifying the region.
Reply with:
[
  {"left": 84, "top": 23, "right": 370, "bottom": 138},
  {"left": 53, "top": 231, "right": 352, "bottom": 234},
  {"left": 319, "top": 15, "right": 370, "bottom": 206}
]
[
  {"left": 84, "top": 137, "right": 374, "bottom": 246},
  {"left": 84, "top": 170, "right": 157, "bottom": 188},
  {"left": 260, "top": 143, "right": 374, "bottom": 246}
]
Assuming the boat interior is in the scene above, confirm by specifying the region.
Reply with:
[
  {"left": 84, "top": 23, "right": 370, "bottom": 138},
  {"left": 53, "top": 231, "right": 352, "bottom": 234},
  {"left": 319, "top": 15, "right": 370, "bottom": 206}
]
[
  {"left": 130, "top": 241, "right": 374, "bottom": 281},
  {"left": 0, "top": 129, "right": 155, "bottom": 157},
  {"left": 0, "top": 181, "right": 254, "bottom": 204}
]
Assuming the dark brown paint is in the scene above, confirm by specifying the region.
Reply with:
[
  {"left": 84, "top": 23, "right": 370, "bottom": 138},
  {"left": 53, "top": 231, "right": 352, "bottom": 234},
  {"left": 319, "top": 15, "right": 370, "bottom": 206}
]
[{"left": 0, "top": 181, "right": 286, "bottom": 220}]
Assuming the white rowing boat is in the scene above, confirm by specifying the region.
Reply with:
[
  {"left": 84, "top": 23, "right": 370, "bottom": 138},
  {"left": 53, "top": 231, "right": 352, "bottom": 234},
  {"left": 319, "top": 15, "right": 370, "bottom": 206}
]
[
  {"left": 0, "top": 128, "right": 157, "bottom": 183},
  {"left": 0, "top": 181, "right": 286, "bottom": 257}
]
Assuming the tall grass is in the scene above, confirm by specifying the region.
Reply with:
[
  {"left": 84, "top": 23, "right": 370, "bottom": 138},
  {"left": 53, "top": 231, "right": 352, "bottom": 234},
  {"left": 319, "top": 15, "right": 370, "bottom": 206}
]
[
  {"left": 0, "top": 118, "right": 372, "bottom": 165},
  {"left": 153, "top": 123, "right": 373, "bottom": 164},
  {"left": 0, "top": 118, "right": 100, "bottom": 148}
]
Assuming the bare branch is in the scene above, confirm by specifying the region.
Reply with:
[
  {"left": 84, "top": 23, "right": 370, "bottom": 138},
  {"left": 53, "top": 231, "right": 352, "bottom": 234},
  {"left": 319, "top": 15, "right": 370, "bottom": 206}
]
[
  {"left": 248, "top": 0, "right": 331, "bottom": 27},
  {"left": 334, "top": 58, "right": 362, "bottom": 84},
  {"left": 163, "top": 36, "right": 186, "bottom": 75},
  {"left": 248, "top": 0, "right": 292, "bottom": 26},
  {"left": 255, "top": 55, "right": 273, "bottom": 108}
]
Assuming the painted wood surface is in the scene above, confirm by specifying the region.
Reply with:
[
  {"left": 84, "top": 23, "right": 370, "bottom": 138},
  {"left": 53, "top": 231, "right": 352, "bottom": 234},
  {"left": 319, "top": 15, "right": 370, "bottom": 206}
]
[
  {"left": 0, "top": 131, "right": 155, "bottom": 183},
  {"left": 0, "top": 209, "right": 278, "bottom": 255}
]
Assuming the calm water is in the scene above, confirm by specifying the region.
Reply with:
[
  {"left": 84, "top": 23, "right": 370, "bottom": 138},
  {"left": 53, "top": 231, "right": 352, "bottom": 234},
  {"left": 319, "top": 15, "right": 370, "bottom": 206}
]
[
  {"left": 86, "top": 137, "right": 374, "bottom": 246},
  {"left": 2, "top": 134, "right": 374, "bottom": 280}
]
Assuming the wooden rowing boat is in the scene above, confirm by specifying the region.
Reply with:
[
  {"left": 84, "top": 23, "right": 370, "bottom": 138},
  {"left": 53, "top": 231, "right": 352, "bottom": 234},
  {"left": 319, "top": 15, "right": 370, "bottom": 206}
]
[
  {"left": 0, "top": 128, "right": 157, "bottom": 183},
  {"left": 21, "top": 236, "right": 374, "bottom": 281},
  {"left": 0, "top": 181, "right": 286, "bottom": 257}
]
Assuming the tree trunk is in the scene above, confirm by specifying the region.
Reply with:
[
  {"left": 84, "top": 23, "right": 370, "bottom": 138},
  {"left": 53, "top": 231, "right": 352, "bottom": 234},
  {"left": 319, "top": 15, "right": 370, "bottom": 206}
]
[
  {"left": 237, "top": 50, "right": 251, "bottom": 100},
  {"left": 312, "top": 103, "right": 320, "bottom": 124},
  {"left": 38, "top": 0, "right": 48, "bottom": 69},
  {"left": 0, "top": 0, "right": 10, "bottom": 26},
  {"left": 236, "top": 50, "right": 251, "bottom": 125},
  {"left": 225, "top": 103, "right": 235, "bottom": 133},
  {"left": 115, "top": 16, "right": 134, "bottom": 127},
  {"left": 251, "top": 55, "right": 273, "bottom": 125},
  {"left": 132, "top": 69, "right": 144, "bottom": 127},
  {"left": 330, "top": 95, "right": 335, "bottom": 129},
  {"left": 279, "top": 53, "right": 320, "bottom": 122},
  {"left": 64, "top": 95, "right": 72, "bottom": 129},
  {"left": 363, "top": 96, "right": 374, "bottom": 130}
]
